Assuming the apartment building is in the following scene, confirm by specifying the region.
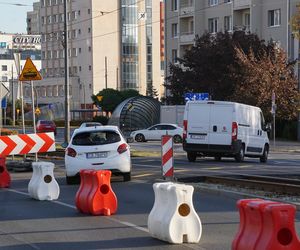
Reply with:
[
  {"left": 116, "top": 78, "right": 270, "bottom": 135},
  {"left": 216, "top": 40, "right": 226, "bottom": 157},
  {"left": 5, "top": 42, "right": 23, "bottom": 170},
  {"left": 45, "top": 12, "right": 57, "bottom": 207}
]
[
  {"left": 36, "top": 0, "right": 164, "bottom": 115},
  {"left": 165, "top": 0, "right": 299, "bottom": 77},
  {"left": 27, "top": 2, "right": 41, "bottom": 35}
]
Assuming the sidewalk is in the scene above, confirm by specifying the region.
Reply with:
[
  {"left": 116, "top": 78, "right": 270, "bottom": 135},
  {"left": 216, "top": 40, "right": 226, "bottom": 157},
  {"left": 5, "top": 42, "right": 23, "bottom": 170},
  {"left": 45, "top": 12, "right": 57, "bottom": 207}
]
[{"left": 269, "top": 139, "right": 300, "bottom": 153}]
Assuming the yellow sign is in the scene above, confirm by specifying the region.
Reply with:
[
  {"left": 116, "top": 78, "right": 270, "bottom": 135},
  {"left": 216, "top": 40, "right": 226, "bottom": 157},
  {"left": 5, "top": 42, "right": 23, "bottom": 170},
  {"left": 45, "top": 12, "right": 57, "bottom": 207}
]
[
  {"left": 97, "top": 95, "right": 103, "bottom": 102},
  {"left": 19, "top": 57, "right": 42, "bottom": 81},
  {"left": 35, "top": 107, "right": 41, "bottom": 115}
]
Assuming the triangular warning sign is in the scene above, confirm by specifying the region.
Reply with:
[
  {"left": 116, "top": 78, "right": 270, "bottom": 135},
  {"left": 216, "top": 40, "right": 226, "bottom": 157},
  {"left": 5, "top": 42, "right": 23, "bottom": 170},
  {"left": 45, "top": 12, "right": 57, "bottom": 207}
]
[{"left": 19, "top": 57, "right": 42, "bottom": 81}]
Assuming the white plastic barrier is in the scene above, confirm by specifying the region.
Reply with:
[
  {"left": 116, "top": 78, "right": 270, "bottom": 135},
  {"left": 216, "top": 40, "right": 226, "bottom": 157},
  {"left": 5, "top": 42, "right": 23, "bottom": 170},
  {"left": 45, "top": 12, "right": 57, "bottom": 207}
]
[
  {"left": 148, "top": 182, "right": 202, "bottom": 244},
  {"left": 28, "top": 162, "right": 60, "bottom": 200}
]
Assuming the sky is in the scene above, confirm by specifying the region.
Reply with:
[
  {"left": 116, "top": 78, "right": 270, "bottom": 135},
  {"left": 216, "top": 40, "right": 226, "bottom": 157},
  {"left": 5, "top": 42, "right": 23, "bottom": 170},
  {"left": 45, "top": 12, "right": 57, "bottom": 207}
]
[{"left": 0, "top": 0, "right": 36, "bottom": 34}]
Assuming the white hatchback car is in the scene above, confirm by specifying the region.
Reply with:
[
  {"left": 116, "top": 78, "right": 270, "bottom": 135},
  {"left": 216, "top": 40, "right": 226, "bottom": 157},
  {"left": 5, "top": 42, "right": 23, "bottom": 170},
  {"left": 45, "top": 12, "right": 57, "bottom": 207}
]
[
  {"left": 65, "top": 125, "right": 131, "bottom": 184},
  {"left": 130, "top": 123, "right": 183, "bottom": 143}
]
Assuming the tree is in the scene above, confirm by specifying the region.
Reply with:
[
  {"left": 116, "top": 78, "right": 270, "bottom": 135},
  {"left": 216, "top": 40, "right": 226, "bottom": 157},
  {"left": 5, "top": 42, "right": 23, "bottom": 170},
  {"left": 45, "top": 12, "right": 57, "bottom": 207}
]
[
  {"left": 290, "top": 4, "right": 300, "bottom": 39},
  {"left": 165, "top": 30, "right": 299, "bottom": 121},
  {"left": 146, "top": 83, "right": 159, "bottom": 99},
  {"left": 231, "top": 46, "right": 300, "bottom": 121},
  {"left": 92, "top": 88, "right": 140, "bottom": 114},
  {"left": 165, "top": 31, "right": 269, "bottom": 103},
  {"left": 92, "top": 88, "right": 123, "bottom": 113}
]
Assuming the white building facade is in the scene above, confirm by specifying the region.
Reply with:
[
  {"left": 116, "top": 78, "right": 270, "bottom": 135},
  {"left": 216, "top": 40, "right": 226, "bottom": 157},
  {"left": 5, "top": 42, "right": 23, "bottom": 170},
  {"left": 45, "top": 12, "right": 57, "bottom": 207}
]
[{"left": 36, "top": 0, "right": 165, "bottom": 115}]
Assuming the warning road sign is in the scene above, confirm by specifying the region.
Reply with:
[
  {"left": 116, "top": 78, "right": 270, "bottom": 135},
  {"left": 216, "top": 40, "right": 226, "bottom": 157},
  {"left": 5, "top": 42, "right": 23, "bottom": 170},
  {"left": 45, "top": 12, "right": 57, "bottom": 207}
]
[{"left": 19, "top": 57, "right": 42, "bottom": 81}]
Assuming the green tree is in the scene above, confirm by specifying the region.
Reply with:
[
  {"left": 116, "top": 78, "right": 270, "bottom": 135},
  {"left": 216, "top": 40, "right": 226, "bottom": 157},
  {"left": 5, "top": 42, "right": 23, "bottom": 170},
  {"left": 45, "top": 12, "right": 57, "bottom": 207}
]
[
  {"left": 165, "top": 30, "right": 299, "bottom": 120},
  {"left": 146, "top": 83, "right": 159, "bottom": 99},
  {"left": 165, "top": 31, "right": 269, "bottom": 103},
  {"left": 92, "top": 88, "right": 123, "bottom": 113},
  {"left": 120, "top": 89, "right": 140, "bottom": 100},
  {"left": 290, "top": 4, "right": 300, "bottom": 39}
]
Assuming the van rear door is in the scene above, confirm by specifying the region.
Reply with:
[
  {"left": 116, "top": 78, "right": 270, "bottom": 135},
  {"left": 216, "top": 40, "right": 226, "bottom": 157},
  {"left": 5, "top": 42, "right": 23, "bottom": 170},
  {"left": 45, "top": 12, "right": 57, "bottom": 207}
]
[
  {"left": 187, "top": 102, "right": 210, "bottom": 145},
  {"left": 209, "top": 104, "right": 233, "bottom": 145}
]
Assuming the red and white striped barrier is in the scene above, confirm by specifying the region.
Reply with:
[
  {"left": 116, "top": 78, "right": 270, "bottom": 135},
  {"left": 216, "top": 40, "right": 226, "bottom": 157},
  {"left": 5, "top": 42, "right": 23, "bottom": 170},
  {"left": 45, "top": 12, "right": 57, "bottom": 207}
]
[
  {"left": 161, "top": 135, "right": 174, "bottom": 178},
  {"left": 0, "top": 132, "right": 55, "bottom": 156}
]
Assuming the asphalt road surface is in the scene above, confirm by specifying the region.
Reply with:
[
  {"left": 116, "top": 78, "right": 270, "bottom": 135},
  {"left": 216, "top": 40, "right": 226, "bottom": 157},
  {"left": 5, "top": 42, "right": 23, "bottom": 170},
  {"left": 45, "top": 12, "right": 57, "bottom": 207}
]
[{"left": 1, "top": 150, "right": 300, "bottom": 250}]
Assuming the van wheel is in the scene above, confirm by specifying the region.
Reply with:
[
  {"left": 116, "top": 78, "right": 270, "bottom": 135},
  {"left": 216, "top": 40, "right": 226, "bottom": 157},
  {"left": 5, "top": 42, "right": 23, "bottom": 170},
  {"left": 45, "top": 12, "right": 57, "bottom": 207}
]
[
  {"left": 135, "top": 134, "right": 145, "bottom": 142},
  {"left": 235, "top": 145, "right": 245, "bottom": 162},
  {"left": 173, "top": 135, "right": 182, "bottom": 143},
  {"left": 214, "top": 156, "right": 222, "bottom": 161},
  {"left": 123, "top": 172, "right": 131, "bottom": 182},
  {"left": 187, "top": 152, "right": 197, "bottom": 162},
  {"left": 260, "top": 145, "right": 269, "bottom": 163}
]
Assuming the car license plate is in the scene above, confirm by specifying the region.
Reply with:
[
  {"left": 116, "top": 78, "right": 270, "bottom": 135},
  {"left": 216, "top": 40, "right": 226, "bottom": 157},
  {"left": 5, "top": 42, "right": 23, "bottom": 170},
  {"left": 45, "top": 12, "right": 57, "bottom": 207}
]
[
  {"left": 190, "top": 134, "right": 206, "bottom": 140},
  {"left": 86, "top": 152, "right": 107, "bottom": 159}
]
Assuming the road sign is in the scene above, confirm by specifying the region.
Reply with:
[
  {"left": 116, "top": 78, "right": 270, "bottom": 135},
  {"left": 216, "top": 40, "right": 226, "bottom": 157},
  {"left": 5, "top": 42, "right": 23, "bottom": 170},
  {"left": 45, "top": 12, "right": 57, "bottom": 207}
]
[
  {"left": 35, "top": 107, "right": 41, "bottom": 115},
  {"left": 97, "top": 95, "right": 103, "bottom": 102},
  {"left": 1, "top": 97, "right": 7, "bottom": 109},
  {"left": 184, "top": 92, "right": 209, "bottom": 102},
  {"left": 19, "top": 57, "right": 42, "bottom": 81},
  {"left": 0, "top": 132, "right": 55, "bottom": 156},
  {"left": 0, "top": 83, "right": 9, "bottom": 99}
]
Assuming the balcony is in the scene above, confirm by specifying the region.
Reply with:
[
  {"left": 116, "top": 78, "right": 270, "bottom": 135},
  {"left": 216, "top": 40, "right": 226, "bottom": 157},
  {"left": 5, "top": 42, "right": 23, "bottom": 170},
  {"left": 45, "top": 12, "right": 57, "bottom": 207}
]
[
  {"left": 180, "top": 31, "right": 195, "bottom": 44},
  {"left": 233, "top": 0, "right": 251, "bottom": 10},
  {"left": 180, "top": 0, "right": 194, "bottom": 16}
]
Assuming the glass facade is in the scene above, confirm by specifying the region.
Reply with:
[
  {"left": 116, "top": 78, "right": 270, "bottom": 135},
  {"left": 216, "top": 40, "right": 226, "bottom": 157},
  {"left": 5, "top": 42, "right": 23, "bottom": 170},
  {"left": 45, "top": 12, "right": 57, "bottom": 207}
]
[
  {"left": 146, "top": 0, "right": 153, "bottom": 95},
  {"left": 121, "top": 0, "right": 139, "bottom": 90},
  {"left": 0, "top": 49, "right": 41, "bottom": 60}
]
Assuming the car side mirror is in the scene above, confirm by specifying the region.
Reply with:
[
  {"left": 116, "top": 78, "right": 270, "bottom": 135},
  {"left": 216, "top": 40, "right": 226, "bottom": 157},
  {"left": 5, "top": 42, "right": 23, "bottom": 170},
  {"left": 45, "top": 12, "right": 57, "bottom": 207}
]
[
  {"left": 61, "top": 142, "right": 68, "bottom": 149},
  {"left": 263, "top": 123, "right": 272, "bottom": 132}
]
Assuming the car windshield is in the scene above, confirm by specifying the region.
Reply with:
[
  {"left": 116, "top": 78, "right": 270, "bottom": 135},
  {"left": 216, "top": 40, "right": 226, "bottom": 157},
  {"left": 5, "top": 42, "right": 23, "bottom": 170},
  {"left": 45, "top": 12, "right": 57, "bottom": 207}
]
[
  {"left": 40, "top": 121, "right": 54, "bottom": 125},
  {"left": 72, "top": 130, "right": 121, "bottom": 146},
  {"left": 84, "top": 123, "right": 101, "bottom": 127}
]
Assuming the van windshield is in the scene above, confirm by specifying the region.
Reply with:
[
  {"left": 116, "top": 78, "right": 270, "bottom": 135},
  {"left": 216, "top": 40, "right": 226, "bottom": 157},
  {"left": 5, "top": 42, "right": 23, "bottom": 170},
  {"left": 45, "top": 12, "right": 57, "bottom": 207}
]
[{"left": 72, "top": 131, "right": 121, "bottom": 146}]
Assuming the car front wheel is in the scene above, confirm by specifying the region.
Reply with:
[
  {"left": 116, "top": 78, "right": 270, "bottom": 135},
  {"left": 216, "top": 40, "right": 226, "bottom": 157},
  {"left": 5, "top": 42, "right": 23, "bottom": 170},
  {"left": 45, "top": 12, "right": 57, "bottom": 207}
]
[
  {"left": 135, "top": 134, "right": 145, "bottom": 142},
  {"left": 235, "top": 145, "right": 245, "bottom": 162}
]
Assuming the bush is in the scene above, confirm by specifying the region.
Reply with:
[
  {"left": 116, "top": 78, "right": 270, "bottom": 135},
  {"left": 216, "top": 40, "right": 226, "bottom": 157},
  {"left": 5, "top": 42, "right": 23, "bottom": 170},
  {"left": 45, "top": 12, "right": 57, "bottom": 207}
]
[
  {"left": 93, "top": 116, "right": 109, "bottom": 125},
  {"left": 0, "top": 128, "right": 18, "bottom": 135},
  {"left": 276, "top": 120, "right": 297, "bottom": 140}
]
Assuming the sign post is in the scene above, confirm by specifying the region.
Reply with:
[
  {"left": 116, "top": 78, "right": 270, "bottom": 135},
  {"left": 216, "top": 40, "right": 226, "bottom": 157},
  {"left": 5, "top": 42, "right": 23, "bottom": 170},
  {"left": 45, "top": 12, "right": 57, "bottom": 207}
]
[
  {"left": 19, "top": 57, "right": 42, "bottom": 161},
  {"left": 271, "top": 91, "right": 276, "bottom": 147}
]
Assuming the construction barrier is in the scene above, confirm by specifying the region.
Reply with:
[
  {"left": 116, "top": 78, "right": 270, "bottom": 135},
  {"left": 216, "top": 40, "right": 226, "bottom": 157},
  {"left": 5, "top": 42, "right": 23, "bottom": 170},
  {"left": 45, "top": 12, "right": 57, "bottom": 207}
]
[
  {"left": 75, "top": 170, "right": 117, "bottom": 216},
  {"left": 148, "top": 182, "right": 202, "bottom": 244},
  {"left": 161, "top": 135, "right": 173, "bottom": 178},
  {"left": 0, "top": 132, "right": 55, "bottom": 156},
  {"left": 28, "top": 162, "right": 60, "bottom": 200},
  {"left": 232, "top": 199, "right": 300, "bottom": 250},
  {"left": 0, "top": 157, "right": 10, "bottom": 188}
]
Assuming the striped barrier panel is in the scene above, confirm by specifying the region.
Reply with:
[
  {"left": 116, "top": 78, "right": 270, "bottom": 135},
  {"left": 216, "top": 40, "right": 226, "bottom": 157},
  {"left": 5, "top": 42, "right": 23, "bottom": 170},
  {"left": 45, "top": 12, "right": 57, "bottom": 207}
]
[
  {"left": 0, "top": 132, "right": 55, "bottom": 156},
  {"left": 161, "top": 135, "right": 174, "bottom": 178}
]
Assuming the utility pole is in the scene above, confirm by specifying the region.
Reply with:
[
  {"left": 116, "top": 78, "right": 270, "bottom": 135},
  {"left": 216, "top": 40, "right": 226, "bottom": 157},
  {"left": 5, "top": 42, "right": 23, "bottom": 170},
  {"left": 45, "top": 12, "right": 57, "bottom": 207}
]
[
  {"left": 11, "top": 65, "right": 15, "bottom": 126},
  {"left": 64, "top": 0, "right": 70, "bottom": 144},
  {"left": 105, "top": 56, "right": 108, "bottom": 89},
  {"left": 116, "top": 67, "right": 119, "bottom": 90}
]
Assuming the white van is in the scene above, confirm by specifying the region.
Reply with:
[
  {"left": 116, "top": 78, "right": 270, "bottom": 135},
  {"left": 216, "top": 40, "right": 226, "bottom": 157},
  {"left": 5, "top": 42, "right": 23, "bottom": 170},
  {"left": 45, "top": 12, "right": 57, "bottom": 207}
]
[{"left": 183, "top": 101, "right": 270, "bottom": 163}]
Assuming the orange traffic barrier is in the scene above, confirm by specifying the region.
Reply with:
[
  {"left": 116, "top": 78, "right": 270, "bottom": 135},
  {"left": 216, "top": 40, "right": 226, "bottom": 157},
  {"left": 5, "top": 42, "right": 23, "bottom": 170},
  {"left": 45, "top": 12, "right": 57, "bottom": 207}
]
[
  {"left": 75, "top": 169, "right": 94, "bottom": 213},
  {"left": 232, "top": 199, "right": 262, "bottom": 249},
  {"left": 0, "top": 157, "right": 10, "bottom": 188},
  {"left": 232, "top": 199, "right": 300, "bottom": 250},
  {"left": 255, "top": 203, "right": 300, "bottom": 249},
  {"left": 75, "top": 169, "right": 117, "bottom": 216}
]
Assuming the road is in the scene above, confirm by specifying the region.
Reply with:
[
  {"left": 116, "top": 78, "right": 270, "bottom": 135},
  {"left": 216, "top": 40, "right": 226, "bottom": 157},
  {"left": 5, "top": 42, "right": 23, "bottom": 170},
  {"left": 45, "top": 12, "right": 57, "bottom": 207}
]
[{"left": 1, "top": 148, "right": 300, "bottom": 250}]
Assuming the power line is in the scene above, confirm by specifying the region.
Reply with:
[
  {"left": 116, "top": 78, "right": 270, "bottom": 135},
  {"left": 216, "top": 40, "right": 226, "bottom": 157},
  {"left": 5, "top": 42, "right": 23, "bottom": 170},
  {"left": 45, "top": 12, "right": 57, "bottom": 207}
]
[{"left": 0, "top": 2, "right": 31, "bottom": 6}]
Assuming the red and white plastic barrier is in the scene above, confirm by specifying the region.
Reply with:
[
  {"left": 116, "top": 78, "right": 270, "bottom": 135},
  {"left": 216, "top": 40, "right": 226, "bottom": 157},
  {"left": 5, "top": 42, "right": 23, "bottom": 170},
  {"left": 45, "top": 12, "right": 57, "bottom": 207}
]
[
  {"left": 0, "top": 132, "right": 55, "bottom": 156},
  {"left": 161, "top": 135, "right": 173, "bottom": 178},
  {"left": 232, "top": 199, "right": 300, "bottom": 250}
]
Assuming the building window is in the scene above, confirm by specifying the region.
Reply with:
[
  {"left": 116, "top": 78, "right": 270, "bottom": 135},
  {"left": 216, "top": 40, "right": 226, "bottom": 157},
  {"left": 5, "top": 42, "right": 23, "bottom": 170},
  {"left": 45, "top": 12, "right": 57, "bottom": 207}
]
[
  {"left": 208, "top": 17, "right": 218, "bottom": 33},
  {"left": 224, "top": 0, "right": 231, "bottom": 3},
  {"left": 89, "top": 65, "right": 92, "bottom": 71},
  {"left": 209, "top": 0, "right": 218, "bottom": 6},
  {"left": 171, "top": 0, "right": 178, "bottom": 11},
  {"left": 78, "top": 29, "right": 81, "bottom": 35},
  {"left": 2, "top": 65, "right": 7, "bottom": 71},
  {"left": 79, "top": 66, "right": 82, "bottom": 71},
  {"left": 53, "top": 85, "right": 58, "bottom": 96},
  {"left": 244, "top": 13, "right": 250, "bottom": 29},
  {"left": 47, "top": 0, "right": 51, "bottom": 6},
  {"left": 88, "top": 27, "right": 91, "bottom": 33},
  {"left": 72, "top": 48, "right": 77, "bottom": 57},
  {"left": 268, "top": 9, "right": 281, "bottom": 27},
  {"left": 2, "top": 76, "right": 7, "bottom": 82},
  {"left": 88, "top": 9, "right": 91, "bottom": 14},
  {"left": 224, "top": 15, "right": 232, "bottom": 31},
  {"left": 171, "top": 49, "right": 178, "bottom": 63},
  {"left": 171, "top": 23, "right": 178, "bottom": 38}
]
